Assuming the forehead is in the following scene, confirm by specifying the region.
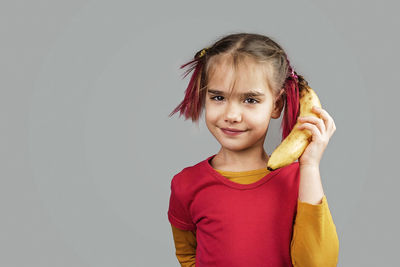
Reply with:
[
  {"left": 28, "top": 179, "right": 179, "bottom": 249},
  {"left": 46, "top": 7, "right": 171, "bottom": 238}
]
[{"left": 206, "top": 55, "right": 273, "bottom": 95}]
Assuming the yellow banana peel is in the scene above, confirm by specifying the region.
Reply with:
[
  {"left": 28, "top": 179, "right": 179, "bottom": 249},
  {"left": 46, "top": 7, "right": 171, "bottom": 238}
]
[{"left": 266, "top": 85, "right": 322, "bottom": 171}]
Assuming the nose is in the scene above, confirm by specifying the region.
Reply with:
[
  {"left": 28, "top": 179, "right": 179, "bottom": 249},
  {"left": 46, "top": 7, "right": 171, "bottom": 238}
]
[{"left": 224, "top": 102, "right": 242, "bottom": 123}]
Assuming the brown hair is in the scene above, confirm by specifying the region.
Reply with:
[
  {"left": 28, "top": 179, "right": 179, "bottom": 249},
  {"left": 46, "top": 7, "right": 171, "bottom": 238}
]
[{"left": 168, "top": 32, "right": 310, "bottom": 141}]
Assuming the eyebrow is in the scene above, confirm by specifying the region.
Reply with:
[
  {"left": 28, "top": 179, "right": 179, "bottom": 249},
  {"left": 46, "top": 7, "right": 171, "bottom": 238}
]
[{"left": 207, "top": 89, "right": 265, "bottom": 97}]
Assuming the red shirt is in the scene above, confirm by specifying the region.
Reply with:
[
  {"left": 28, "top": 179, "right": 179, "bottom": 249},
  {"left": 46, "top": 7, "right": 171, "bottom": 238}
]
[{"left": 168, "top": 154, "right": 300, "bottom": 267}]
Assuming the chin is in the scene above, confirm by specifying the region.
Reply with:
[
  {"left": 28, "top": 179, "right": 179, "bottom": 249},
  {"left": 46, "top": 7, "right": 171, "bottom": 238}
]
[{"left": 217, "top": 139, "right": 249, "bottom": 151}]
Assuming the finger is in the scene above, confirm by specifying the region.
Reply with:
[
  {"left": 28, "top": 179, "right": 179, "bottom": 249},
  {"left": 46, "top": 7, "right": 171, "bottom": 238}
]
[
  {"left": 297, "top": 122, "right": 323, "bottom": 140},
  {"left": 312, "top": 106, "right": 334, "bottom": 132},
  {"left": 298, "top": 116, "right": 326, "bottom": 133}
]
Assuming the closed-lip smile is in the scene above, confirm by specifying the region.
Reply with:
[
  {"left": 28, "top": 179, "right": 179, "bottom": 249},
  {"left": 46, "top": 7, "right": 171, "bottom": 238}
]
[{"left": 221, "top": 127, "right": 246, "bottom": 132}]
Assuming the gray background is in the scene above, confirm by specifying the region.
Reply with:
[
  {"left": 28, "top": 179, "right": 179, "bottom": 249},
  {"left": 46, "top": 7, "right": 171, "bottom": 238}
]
[{"left": 1, "top": 0, "right": 398, "bottom": 266}]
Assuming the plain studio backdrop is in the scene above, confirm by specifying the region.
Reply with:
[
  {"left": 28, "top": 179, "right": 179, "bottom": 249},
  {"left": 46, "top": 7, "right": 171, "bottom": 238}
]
[{"left": 1, "top": 0, "right": 399, "bottom": 266}]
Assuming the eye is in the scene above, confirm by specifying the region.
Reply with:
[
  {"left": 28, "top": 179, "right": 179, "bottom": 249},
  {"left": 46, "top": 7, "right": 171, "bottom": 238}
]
[
  {"left": 210, "top": 95, "right": 224, "bottom": 101},
  {"left": 209, "top": 96, "right": 259, "bottom": 104},
  {"left": 244, "top": 98, "right": 259, "bottom": 104}
]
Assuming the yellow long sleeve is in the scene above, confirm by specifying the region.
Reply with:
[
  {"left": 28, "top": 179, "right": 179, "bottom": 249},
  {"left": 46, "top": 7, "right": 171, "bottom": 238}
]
[
  {"left": 169, "top": 167, "right": 339, "bottom": 267},
  {"left": 291, "top": 195, "right": 339, "bottom": 266},
  {"left": 170, "top": 224, "right": 197, "bottom": 266}
]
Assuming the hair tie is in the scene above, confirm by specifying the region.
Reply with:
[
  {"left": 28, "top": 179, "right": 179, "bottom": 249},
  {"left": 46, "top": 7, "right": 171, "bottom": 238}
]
[
  {"left": 199, "top": 47, "right": 210, "bottom": 58},
  {"left": 286, "top": 58, "right": 298, "bottom": 80},
  {"left": 199, "top": 49, "right": 207, "bottom": 58},
  {"left": 290, "top": 68, "right": 298, "bottom": 79}
]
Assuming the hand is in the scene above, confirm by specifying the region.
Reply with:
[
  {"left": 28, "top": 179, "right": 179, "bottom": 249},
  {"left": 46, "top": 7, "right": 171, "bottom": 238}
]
[{"left": 296, "top": 106, "right": 337, "bottom": 167}]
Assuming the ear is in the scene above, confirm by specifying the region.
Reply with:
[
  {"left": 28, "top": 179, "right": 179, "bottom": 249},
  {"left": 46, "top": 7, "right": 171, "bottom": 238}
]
[{"left": 271, "top": 88, "right": 285, "bottom": 119}]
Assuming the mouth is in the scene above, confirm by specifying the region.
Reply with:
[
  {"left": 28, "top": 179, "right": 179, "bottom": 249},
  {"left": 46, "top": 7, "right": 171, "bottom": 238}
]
[{"left": 220, "top": 128, "right": 247, "bottom": 136}]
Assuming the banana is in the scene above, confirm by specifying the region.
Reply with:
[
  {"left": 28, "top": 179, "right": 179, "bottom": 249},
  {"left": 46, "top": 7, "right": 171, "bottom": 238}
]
[{"left": 266, "top": 85, "right": 322, "bottom": 171}]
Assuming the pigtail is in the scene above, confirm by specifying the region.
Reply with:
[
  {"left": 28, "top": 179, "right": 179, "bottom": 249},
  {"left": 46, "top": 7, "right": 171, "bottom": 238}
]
[
  {"left": 280, "top": 70, "right": 299, "bottom": 141},
  {"left": 168, "top": 50, "right": 207, "bottom": 124},
  {"left": 280, "top": 54, "right": 313, "bottom": 142}
]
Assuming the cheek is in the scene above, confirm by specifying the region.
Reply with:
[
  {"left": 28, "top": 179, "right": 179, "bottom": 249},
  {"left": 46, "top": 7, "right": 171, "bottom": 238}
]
[
  {"left": 247, "top": 107, "right": 271, "bottom": 121},
  {"left": 256, "top": 112, "right": 271, "bottom": 122},
  {"left": 205, "top": 102, "right": 220, "bottom": 117},
  {"left": 247, "top": 116, "right": 270, "bottom": 129},
  {"left": 244, "top": 110, "right": 271, "bottom": 129},
  {"left": 205, "top": 106, "right": 218, "bottom": 123}
]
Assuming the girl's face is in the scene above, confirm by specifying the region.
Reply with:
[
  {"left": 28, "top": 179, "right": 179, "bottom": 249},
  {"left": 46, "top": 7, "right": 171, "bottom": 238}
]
[{"left": 205, "top": 59, "right": 283, "bottom": 152}]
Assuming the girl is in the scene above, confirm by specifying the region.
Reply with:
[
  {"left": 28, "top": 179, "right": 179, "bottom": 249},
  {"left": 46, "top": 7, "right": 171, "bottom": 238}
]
[{"left": 167, "top": 32, "right": 339, "bottom": 267}]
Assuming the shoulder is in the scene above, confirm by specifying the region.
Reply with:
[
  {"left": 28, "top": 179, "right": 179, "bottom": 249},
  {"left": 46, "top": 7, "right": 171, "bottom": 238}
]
[
  {"left": 290, "top": 161, "right": 300, "bottom": 169},
  {"left": 287, "top": 161, "right": 300, "bottom": 173},
  {"left": 275, "top": 161, "right": 300, "bottom": 178},
  {"left": 285, "top": 161, "right": 299, "bottom": 170},
  {"left": 169, "top": 160, "right": 207, "bottom": 205},
  {"left": 171, "top": 158, "right": 207, "bottom": 188}
]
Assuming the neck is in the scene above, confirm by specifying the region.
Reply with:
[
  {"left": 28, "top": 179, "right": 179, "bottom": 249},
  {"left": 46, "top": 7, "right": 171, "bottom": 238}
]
[{"left": 211, "top": 147, "right": 270, "bottom": 172}]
